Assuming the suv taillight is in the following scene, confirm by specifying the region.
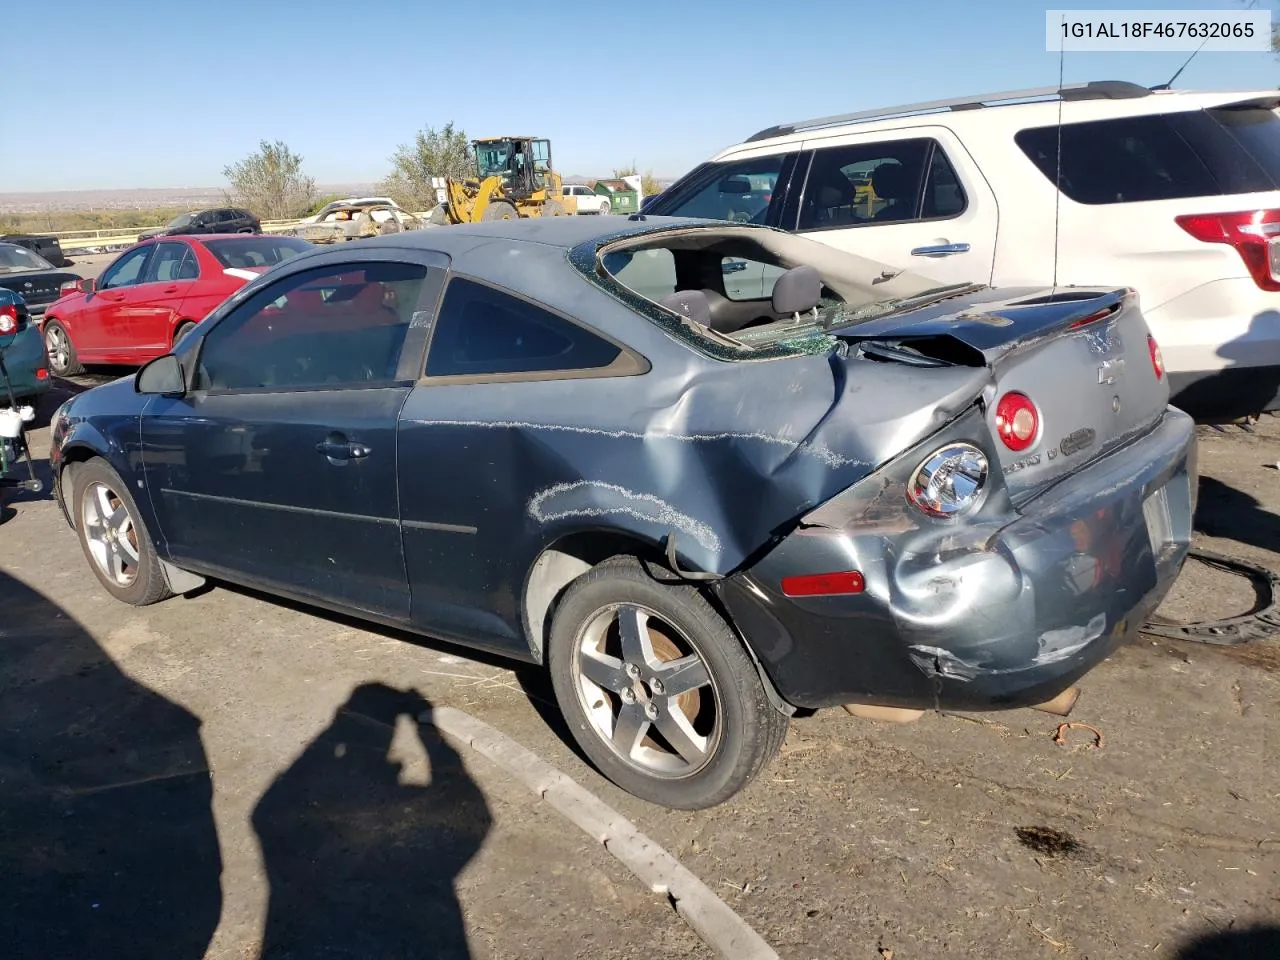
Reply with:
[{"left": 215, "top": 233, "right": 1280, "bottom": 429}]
[
  {"left": 1176, "top": 209, "right": 1280, "bottom": 291},
  {"left": 0, "top": 304, "right": 18, "bottom": 336}
]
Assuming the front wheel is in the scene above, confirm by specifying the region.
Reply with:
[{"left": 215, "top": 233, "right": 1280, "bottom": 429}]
[
  {"left": 173, "top": 320, "right": 196, "bottom": 347},
  {"left": 44, "top": 320, "right": 83, "bottom": 376},
  {"left": 481, "top": 200, "right": 518, "bottom": 221},
  {"left": 597, "top": 200, "right": 610, "bottom": 216},
  {"left": 548, "top": 556, "right": 788, "bottom": 809},
  {"left": 73, "top": 458, "right": 173, "bottom": 606}
]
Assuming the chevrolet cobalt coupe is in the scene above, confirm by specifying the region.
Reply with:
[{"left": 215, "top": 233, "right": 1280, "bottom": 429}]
[{"left": 49, "top": 216, "right": 1195, "bottom": 809}]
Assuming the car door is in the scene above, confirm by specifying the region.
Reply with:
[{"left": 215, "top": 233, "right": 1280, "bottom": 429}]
[
  {"left": 128, "top": 241, "right": 197, "bottom": 354},
  {"left": 138, "top": 251, "right": 444, "bottom": 619},
  {"left": 397, "top": 275, "right": 642, "bottom": 653},
  {"left": 794, "top": 127, "right": 999, "bottom": 285},
  {"left": 73, "top": 245, "right": 154, "bottom": 356}
]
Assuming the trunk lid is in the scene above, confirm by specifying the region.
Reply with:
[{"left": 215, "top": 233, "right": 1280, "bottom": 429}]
[{"left": 831, "top": 285, "right": 1169, "bottom": 502}]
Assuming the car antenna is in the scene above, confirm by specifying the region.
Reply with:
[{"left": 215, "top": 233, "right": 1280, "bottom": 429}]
[
  {"left": 1151, "top": 37, "right": 1208, "bottom": 91},
  {"left": 1050, "top": 15, "right": 1066, "bottom": 297}
]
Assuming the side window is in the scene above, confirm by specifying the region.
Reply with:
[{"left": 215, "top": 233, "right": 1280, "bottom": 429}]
[
  {"left": 721, "top": 257, "right": 789, "bottom": 302},
  {"left": 1014, "top": 112, "right": 1276, "bottom": 204},
  {"left": 99, "top": 246, "right": 152, "bottom": 289},
  {"left": 194, "top": 262, "right": 428, "bottom": 391},
  {"left": 602, "top": 248, "right": 677, "bottom": 302},
  {"left": 646, "top": 155, "right": 789, "bottom": 225},
  {"left": 144, "top": 242, "right": 192, "bottom": 283},
  {"left": 798, "top": 138, "right": 951, "bottom": 230},
  {"left": 425, "top": 277, "right": 621, "bottom": 378}
]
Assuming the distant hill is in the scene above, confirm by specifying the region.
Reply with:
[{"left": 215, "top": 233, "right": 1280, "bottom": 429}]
[{"left": 0, "top": 183, "right": 381, "bottom": 215}]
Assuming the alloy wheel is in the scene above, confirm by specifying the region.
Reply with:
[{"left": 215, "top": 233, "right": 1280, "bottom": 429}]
[
  {"left": 80, "top": 480, "right": 140, "bottom": 587},
  {"left": 573, "top": 602, "right": 721, "bottom": 777}
]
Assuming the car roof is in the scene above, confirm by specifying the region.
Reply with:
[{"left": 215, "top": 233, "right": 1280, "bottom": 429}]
[{"left": 722, "top": 83, "right": 1280, "bottom": 157}]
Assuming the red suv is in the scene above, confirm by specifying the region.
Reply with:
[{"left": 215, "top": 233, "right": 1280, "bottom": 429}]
[{"left": 41, "top": 234, "right": 311, "bottom": 376}]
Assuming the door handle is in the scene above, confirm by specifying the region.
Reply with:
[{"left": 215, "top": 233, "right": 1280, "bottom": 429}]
[
  {"left": 102, "top": 291, "right": 126, "bottom": 301},
  {"left": 163, "top": 285, "right": 179, "bottom": 293},
  {"left": 315, "top": 438, "right": 371, "bottom": 461},
  {"left": 910, "top": 242, "right": 971, "bottom": 257}
]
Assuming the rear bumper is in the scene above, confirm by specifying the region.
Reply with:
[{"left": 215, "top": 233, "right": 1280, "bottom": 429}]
[
  {"left": 715, "top": 407, "right": 1197, "bottom": 712},
  {"left": 0, "top": 326, "right": 52, "bottom": 402}
]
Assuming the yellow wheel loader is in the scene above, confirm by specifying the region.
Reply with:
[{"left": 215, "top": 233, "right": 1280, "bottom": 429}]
[{"left": 428, "top": 136, "right": 568, "bottom": 225}]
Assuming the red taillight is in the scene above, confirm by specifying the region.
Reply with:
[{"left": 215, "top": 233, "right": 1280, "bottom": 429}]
[
  {"left": 1176, "top": 209, "right": 1280, "bottom": 291},
  {"left": 0, "top": 305, "right": 17, "bottom": 336},
  {"left": 36, "top": 368, "right": 48, "bottom": 380},
  {"left": 1147, "top": 334, "right": 1164, "bottom": 381},
  {"left": 781, "top": 571, "right": 865, "bottom": 597},
  {"left": 59, "top": 280, "right": 80, "bottom": 298},
  {"left": 994, "top": 392, "right": 1039, "bottom": 452}
]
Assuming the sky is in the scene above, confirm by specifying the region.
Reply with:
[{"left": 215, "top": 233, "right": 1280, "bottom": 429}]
[{"left": 2, "top": 0, "right": 1278, "bottom": 193}]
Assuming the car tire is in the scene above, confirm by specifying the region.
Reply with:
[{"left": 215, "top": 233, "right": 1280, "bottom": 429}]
[
  {"left": 542, "top": 199, "right": 568, "bottom": 217},
  {"left": 598, "top": 200, "right": 610, "bottom": 216},
  {"left": 43, "top": 320, "right": 83, "bottom": 376},
  {"left": 72, "top": 458, "right": 173, "bottom": 607},
  {"left": 547, "top": 555, "right": 788, "bottom": 809},
  {"left": 173, "top": 321, "right": 196, "bottom": 347}
]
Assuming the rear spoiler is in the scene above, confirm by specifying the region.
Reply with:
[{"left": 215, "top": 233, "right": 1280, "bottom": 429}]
[{"left": 831, "top": 287, "right": 1136, "bottom": 364}]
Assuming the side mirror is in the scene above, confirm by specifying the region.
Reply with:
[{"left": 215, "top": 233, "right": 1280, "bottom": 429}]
[
  {"left": 77, "top": 277, "right": 96, "bottom": 295},
  {"left": 135, "top": 354, "right": 185, "bottom": 396}
]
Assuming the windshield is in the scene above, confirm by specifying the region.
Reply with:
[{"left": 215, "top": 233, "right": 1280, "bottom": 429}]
[
  {"left": 204, "top": 236, "right": 311, "bottom": 269},
  {"left": 475, "top": 141, "right": 513, "bottom": 179},
  {"left": 166, "top": 212, "right": 196, "bottom": 229},
  {"left": 0, "top": 243, "right": 54, "bottom": 274}
]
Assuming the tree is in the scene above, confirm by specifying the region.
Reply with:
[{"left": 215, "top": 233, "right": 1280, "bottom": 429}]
[
  {"left": 1238, "top": 0, "right": 1280, "bottom": 54},
  {"left": 379, "top": 123, "right": 473, "bottom": 212},
  {"left": 613, "top": 164, "right": 663, "bottom": 197},
  {"left": 221, "top": 140, "right": 316, "bottom": 220}
]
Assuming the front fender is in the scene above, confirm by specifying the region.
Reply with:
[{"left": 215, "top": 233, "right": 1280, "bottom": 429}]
[{"left": 52, "top": 411, "right": 150, "bottom": 533}]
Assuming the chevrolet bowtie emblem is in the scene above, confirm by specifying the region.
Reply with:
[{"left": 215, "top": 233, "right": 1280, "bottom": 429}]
[{"left": 1098, "top": 358, "right": 1125, "bottom": 384}]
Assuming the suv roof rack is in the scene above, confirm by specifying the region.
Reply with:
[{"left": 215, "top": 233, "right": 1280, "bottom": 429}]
[{"left": 744, "top": 80, "right": 1153, "bottom": 143}]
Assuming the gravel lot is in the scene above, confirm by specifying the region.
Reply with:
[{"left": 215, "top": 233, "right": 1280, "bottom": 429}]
[{"left": 2, "top": 373, "right": 1278, "bottom": 960}]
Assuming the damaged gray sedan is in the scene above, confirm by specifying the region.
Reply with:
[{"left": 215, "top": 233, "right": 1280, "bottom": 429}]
[{"left": 50, "top": 215, "right": 1196, "bottom": 809}]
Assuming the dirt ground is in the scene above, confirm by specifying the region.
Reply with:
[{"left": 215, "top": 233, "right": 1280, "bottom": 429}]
[{"left": 2, "top": 376, "right": 1278, "bottom": 960}]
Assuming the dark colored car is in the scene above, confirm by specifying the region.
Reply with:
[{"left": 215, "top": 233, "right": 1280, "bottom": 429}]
[
  {"left": 40, "top": 234, "right": 312, "bottom": 376},
  {"left": 0, "top": 243, "right": 81, "bottom": 318},
  {"left": 137, "top": 208, "right": 261, "bottom": 241},
  {"left": 48, "top": 215, "right": 1195, "bottom": 809},
  {"left": 0, "top": 233, "right": 72, "bottom": 268},
  {"left": 0, "top": 290, "right": 51, "bottom": 405}
]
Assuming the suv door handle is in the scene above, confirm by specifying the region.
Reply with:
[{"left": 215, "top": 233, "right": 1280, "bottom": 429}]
[
  {"left": 910, "top": 242, "right": 971, "bottom": 257},
  {"left": 316, "top": 437, "right": 371, "bottom": 461}
]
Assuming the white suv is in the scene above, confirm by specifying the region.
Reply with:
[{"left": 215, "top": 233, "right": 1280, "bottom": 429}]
[
  {"left": 563, "top": 184, "right": 611, "bottom": 215},
  {"left": 643, "top": 80, "right": 1280, "bottom": 423}
]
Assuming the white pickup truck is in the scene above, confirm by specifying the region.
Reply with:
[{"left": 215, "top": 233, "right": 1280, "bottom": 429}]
[{"left": 562, "top": 184, "right": 611, "bottom": 215}]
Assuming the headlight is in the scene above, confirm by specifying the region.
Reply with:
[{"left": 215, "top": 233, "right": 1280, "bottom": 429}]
[{"left": 906, "top": 443, "right": 988, "bottom": 518}]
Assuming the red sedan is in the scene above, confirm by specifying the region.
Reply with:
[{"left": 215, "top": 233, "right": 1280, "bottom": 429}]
[{"left": 40, "top": 233, "right": 312, "bottom": 376}]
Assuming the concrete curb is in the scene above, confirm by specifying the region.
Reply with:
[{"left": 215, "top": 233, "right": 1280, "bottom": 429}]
[{"left": 421, "top": 706, "right": 780, "bottom": 960}]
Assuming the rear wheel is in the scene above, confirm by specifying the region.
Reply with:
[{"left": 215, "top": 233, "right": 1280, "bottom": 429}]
[
  {"left": 597, "top": 200, "right": 610, "bottom": 216},
  {"left": 43, "top": 320, "right": 82, "bottom": 376},
  {"left": 548, "top": 556, "right": 788, "bottom": 809},
  {"left": 428, "top": 205, "right": 450, "bottom": 226},
  {"left": 541, "top": 199, "right": 568, "bottom": 217},
  {"left": 481, "top": 200, "right": 518, "bottom": 221},
  {"left": 73, "top": 458, "right": 173, "bottom": 606},
  {"left": 173, "top": 321, "right": 196, "bottom": 347}
]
